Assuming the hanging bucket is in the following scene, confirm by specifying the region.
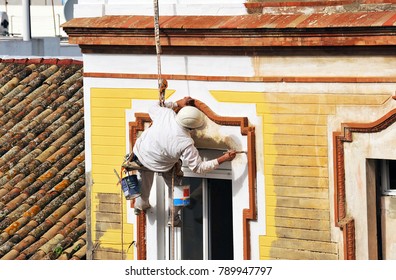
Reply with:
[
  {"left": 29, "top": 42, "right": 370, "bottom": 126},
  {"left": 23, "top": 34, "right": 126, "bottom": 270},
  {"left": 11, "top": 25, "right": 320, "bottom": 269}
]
[
  {"left": 121, "top": 174, "right": 141, "bottom": 200},
  {"left": 173, "top": 185, "right": 190, "bottom": 206}
]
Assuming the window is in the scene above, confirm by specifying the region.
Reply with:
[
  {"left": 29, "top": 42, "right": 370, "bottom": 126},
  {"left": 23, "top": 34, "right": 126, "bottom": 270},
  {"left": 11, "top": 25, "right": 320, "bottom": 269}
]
[
  {"left": 381, "top": 160, "right": 396, "bottom": 195},
  {"left": 176, "top": 177, "right": 233, "bottom": 260},
  {"left": 165, "top": 151, "right": 234, "bottom": 260},
  {"left": 129, "top": 102, "right": 257, "bottom": 260},
  {"left": 366, "top": 159, "right": 396, "bottom": 259}
]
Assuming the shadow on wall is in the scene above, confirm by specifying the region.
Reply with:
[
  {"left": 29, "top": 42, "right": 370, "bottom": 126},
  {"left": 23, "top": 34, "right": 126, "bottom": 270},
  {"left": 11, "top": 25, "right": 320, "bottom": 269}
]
[{"left": 192, "top": 115, "right": 243, "bottom": 152}]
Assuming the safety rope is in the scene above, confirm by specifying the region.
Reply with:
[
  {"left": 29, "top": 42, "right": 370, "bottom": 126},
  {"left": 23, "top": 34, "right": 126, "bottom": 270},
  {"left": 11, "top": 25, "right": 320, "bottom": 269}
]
[
  {"left": 153, "top": 0, "right": 167, "bottom": 107},
  {"left": 170, "top": 170, "right": 175, "bottom": 260},
  {"left": 153, "top": 0, "right": 175, "bottom": 260}
]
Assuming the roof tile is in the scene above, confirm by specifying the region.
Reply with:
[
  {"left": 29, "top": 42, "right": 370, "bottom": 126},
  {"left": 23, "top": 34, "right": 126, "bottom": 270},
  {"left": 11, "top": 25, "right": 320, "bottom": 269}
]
[
  {"left": 0, "top": 59, "right": 86, "bottom": 260},
  {"left": 63, "top": 11, "right": 396, "bottom": 30}
]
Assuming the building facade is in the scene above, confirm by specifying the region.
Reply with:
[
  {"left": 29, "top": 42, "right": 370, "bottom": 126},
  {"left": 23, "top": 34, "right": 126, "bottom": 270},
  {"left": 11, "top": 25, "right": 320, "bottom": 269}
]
[{"left": 63, "top": 0, "right": 396, "bottom": 260}]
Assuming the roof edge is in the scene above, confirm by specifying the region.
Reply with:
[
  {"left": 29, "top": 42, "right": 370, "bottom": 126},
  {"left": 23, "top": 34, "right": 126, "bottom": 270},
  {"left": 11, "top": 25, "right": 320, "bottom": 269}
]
[
  {"left": 62, "top": 13, "right": 396, "bottom": 48},
  {"left": 0, "top": 58, "right": 83, "bottom": 65}
]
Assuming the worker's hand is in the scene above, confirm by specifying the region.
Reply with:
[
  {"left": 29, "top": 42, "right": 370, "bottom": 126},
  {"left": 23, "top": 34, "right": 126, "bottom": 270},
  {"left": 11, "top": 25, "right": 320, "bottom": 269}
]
[
  {"left": 217, "top": 150, "right": 237, "bottom": 164},
  {"left": 177, "top": 97, "right": 194, "bottom": 108}
]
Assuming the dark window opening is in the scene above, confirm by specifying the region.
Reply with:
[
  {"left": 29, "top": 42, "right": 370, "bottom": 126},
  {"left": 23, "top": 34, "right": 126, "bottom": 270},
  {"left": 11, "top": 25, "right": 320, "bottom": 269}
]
[
  {"left": 374, "top": 160, "right": 383, "bottom": 260},
  {"left": 208, "top": 178, "right": 234, "bottom": 260},
  {"left": 372, "top": 159, "right": 396, "bottom": 259},
  {"left": 180, "top": 177, "right": 233, "bottom": 260},
  {"left": 389, "top": 160, "right": 396, "bottom": 191}
]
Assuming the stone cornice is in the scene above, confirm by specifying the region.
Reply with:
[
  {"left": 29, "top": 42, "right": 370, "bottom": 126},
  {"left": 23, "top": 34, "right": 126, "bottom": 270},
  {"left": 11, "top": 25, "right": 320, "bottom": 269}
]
[{"left": 62, "top": 13, "right": 396, "bottom": 50}]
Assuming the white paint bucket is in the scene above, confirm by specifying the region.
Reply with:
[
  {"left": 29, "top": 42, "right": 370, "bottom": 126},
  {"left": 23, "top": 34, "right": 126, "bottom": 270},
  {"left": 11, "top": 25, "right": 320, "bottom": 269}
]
[{"left": 173, "top": 185, "right": 190, "bottom": 206}]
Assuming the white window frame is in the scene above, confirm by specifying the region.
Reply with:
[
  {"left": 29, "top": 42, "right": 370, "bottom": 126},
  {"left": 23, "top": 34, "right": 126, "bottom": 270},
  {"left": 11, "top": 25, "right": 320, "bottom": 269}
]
[
  {"left": 381, "top": 160, "right": 396, "bottom": 196},
  {"left": 165, "top": 158, "right": 233, "bottom": 260}
]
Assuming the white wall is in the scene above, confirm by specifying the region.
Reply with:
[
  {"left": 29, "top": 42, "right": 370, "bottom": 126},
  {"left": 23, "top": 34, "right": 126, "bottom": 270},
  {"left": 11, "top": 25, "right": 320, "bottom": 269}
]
[
  {"left": 74, "top": 0, "right": 248, "bottom": 18},
  {"left": 83, "top": 52, "right": 396, "bottom": 95},
  {"left": 0, "top": 5, "right": 68, "bottom": 37}
]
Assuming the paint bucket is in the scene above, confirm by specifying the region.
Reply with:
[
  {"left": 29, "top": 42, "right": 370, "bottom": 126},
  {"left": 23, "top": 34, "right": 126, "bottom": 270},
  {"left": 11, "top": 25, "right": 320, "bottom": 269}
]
[
  {"left": 121, "top": 174, "right": 141, "bottom": 200},
  {"left": 173, "top": 185, "right": 190, "bottom": 206}
]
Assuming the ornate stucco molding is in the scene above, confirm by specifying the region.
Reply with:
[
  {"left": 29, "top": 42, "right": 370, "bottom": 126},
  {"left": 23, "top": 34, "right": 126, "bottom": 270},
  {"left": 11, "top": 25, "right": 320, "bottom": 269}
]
[{"left": 333, "top": 108, "right": 396, "bottom": 259}]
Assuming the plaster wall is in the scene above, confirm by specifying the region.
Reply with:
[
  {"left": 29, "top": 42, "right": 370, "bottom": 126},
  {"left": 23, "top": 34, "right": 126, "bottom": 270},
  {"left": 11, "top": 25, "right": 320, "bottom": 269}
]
[
  {"left": 328, "top": 99, "right": 396, "bottom": 259},
  {"left": 83, "top": 47, "right": 396, "bottom": 259},
  {"left": 84, "top": 53, "right": 396, "bottom": 80},
  {"left": 344, "top": 123, "right": 396, "bottom": 259}
]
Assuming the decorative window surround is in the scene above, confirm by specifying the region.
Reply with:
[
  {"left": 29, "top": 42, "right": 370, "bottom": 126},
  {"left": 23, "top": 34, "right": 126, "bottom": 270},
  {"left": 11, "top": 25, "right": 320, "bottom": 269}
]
[
  {"left": 333, "top": 108, "right": 396, "bottom": 259},
  {"left": 128, "top": 99, "right": 256, "bottom": 260}
]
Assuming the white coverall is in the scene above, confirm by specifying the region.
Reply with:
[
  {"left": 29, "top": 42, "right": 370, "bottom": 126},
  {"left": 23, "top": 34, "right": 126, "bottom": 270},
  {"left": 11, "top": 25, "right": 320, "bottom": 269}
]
[{"left": 132, "top": 101, "right": 220, "bottom": 208}]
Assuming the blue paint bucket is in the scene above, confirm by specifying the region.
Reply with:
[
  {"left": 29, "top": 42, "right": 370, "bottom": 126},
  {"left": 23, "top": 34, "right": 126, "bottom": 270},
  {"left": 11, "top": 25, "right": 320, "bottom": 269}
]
[{"left": 121, "top": 174, "right": 141, "bottom": 200}]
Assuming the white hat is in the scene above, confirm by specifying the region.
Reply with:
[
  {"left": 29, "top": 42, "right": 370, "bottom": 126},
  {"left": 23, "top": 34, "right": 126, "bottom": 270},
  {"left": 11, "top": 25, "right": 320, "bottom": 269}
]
[{"left": 175, "top": 106, "right": 205, "bottom": 129}]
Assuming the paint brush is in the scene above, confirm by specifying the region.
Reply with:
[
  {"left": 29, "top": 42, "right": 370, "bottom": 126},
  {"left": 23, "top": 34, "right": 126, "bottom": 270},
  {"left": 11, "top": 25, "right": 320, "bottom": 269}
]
[
  {"left": 223, "top": 150, "right": 247, "bottom": 154},
  {"left": 114, "top": 169, "right": 122, "bottom": 185}
]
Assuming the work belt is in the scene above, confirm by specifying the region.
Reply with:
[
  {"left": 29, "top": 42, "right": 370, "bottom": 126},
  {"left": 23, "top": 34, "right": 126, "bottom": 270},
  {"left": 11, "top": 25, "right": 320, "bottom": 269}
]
[
  {"left": 122, "top": 154, "right": 183, "bottom": 177},
  {"left": 122, "top": 154, "right": 147, "bottom": 171},
  {"left": 132, "top": 155, "right": 144, "bottom": 167}
]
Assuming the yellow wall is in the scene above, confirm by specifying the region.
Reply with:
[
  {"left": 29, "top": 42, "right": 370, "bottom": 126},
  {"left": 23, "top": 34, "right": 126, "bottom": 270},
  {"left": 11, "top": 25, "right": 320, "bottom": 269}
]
[
  {"left": 89, "top": 88, "right": 173, "bottom": 259},
  {"left": 211, "top": 90, "right": 390, "bottom": 260}
]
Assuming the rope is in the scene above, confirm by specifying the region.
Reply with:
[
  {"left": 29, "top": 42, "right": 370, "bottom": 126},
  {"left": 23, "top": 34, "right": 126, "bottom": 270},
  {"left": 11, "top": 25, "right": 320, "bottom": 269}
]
[
  {"left": 153, "top": 0, "right": 166, "bottom": 107},
  {"left": 170, "top": 169, "right": 175, "bottom": 260},
  {"left": 153, "top": 0, "right": 175, "bottom": 260}
]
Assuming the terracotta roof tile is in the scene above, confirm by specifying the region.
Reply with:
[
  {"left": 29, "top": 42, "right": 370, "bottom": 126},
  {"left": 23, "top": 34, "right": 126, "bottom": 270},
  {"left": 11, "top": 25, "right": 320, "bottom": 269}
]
[
  {"left": 371, "top": 11, "right": 396, "bottom": 26},
  {"left": 63, "top": 11, "right": 396, "bottom": 47},
  {"left": 0, "top": 59, "right": 85, "bottom": 260},
  {"left": 269, "top": 14, "right": 300, "bottom": 28},
  {"left": 63, "top": 11, "right": 396, "bottom": 31},
  {"left": 382, "top": 13, "right": 396, "bottom": 26}
]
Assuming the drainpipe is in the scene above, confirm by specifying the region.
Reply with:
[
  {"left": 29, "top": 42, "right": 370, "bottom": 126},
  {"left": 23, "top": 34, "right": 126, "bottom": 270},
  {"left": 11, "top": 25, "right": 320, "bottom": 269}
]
[{"left": 22, "top": 0, "right": 31, "bottom": 41}]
